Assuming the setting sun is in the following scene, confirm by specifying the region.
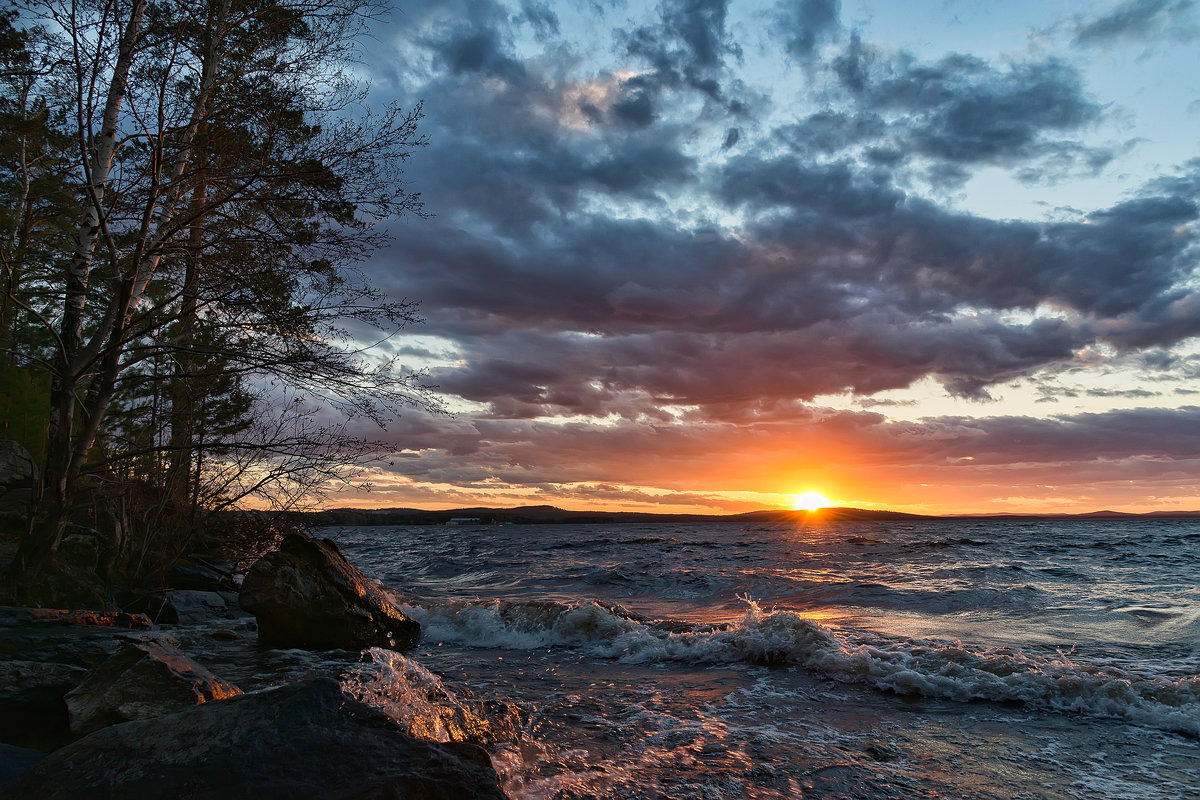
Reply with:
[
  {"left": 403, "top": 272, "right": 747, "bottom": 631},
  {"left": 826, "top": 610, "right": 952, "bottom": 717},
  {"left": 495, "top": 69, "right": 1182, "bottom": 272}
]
[{"left": 792, "top": 490, "right": 831, "bottom": 511}]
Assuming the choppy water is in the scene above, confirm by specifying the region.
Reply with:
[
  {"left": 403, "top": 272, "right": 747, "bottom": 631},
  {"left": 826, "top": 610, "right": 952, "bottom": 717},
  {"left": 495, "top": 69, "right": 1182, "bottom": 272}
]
[{"left": 205, "top": 518, "right": 1200, "bottom": 798}]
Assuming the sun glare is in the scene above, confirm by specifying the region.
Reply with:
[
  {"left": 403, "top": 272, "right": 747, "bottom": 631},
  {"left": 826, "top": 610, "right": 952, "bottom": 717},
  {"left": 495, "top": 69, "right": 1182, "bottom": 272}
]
[{"left": 792, "top": 490, "right": 831, "bottom": 511}]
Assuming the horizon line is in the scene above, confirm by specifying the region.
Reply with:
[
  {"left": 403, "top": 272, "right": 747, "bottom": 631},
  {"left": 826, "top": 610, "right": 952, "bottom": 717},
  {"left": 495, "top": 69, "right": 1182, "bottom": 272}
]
[{"left": 300, "top": 504, "right": 1200, "bottom": 521}]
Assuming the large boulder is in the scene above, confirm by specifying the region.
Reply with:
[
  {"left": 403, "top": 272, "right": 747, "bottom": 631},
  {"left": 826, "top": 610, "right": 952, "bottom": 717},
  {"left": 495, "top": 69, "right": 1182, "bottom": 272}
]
[
  {"left": 64, "top": 639, "right": 242, "bottom": 736},
  {"left": 2, "top": 678, "right": 507, "bottom": 800},
  {"left": 239, "top": 534, "right": 419, "bottom": 651}
]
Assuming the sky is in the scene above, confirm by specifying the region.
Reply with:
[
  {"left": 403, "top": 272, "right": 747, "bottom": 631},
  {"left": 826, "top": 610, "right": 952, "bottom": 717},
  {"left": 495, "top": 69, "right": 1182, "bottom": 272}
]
[{"left": 332, "top": 0, "right": 1199, "bottom": 515}]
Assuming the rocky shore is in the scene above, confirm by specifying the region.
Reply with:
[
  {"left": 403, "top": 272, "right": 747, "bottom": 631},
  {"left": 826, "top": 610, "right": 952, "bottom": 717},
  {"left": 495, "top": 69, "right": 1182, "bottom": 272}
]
[{"left": 0, "top": 533, "right": 517, "bottom": 799}]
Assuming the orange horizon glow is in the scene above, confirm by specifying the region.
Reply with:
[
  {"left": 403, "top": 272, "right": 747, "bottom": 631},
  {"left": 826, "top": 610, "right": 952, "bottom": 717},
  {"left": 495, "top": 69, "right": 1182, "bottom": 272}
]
[
  {"left": 285, "top": 467, "right": 1200, "bottom": 518},
  {"left": 299, "top": 484, "right": 1200, "bottom": 517}
]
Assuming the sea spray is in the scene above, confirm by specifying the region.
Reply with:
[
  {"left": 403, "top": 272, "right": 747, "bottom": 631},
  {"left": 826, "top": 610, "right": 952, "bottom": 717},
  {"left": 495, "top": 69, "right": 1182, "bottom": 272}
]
[{"left": 342, "top": 647, "right": 526, "bottom": 745}]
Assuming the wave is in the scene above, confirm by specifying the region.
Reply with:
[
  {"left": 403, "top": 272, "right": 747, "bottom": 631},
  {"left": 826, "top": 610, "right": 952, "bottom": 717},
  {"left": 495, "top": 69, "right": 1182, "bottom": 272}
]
[
  {"left": 342, "top": 647, "right": 524, "bottom": 746},
  {"left": 395, "top": 596, "right": 1200, "bottom": 737},
  {"left": 342, "top": 648, "right": 467, "bottom": 743},
  {"left": 779, "top": 580, "right": 1047, "bottom": 615},
  {"left": 902, "top": 538, "right": 990, "bottom": 549}
]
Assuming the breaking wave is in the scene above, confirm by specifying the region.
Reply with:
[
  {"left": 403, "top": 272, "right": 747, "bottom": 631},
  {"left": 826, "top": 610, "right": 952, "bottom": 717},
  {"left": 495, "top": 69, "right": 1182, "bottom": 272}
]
[{"left": 396, "top": 596, "right": 1200, "bottom": 737}]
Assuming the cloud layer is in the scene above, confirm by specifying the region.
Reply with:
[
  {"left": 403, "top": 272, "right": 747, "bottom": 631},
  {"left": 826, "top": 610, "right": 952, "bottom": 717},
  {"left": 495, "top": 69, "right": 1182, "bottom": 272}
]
[{"left": 348, "top": 0, "right": 1200, "bottom": 512}]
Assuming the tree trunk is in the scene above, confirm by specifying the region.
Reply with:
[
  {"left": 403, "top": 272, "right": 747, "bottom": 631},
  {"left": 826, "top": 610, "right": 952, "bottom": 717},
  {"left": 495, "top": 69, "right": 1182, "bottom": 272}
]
[
  {"left": 166, "top": 174, "right": 207, "bottom": 509},
  {"left": 4, "top": 0, "right": 147, "bottom": 592}
]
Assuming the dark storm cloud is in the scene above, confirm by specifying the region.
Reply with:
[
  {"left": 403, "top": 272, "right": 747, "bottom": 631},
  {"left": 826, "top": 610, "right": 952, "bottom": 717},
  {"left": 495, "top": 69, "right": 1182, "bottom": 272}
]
[
  {"left": 718, "top": 155, "right": 903, "bottom": 217},
  {"left": 619, "top": 0, "right": 743, "bottom": 109},
  {"left": 414, "top": 0, "right": 526, "bottom": 81},
  {"left": 426, "top": 312, "right": 1092, "bottom": 414},
  {"left": 392, "top": 81, "right": 697, "bottom": 236},
  {"left": 774, "top": 0, "right": 841, "bottom": 60},
  {"left": 828, "top": 42, "right": 1114, "bottom": 176},
  {"left": 1069, "top": 0, "right": 1198, "bottom": 47},
  {"left": 907, "top": 406, "right": 1200, "bottom": 465},
  {"left": 362, "top": 0, "right": 1199, "bottom": 437},
  {"left": 517, "top": 0, "right": 559, "bottom": 39},
  {"left": 779, "top": 111, "right": 886, "bottom": 154},
  {"left": 381, "top": 144, "right": 1197, "bottom": 416},
  {"left": 717, "top": 156, "right": 1198, "bottom": 334}
]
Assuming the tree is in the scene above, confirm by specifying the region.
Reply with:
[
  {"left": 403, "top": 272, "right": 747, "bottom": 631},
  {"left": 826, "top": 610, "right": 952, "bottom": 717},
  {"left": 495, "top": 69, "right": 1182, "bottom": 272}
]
[{"left": 1, "top": 0, "right": 432, "bottom": 593}]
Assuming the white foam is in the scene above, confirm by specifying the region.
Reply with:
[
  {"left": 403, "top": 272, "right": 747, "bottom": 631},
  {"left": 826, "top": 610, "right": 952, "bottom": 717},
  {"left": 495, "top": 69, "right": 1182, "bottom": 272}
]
[{"left": 399, "top": 596, "right": 1200, "bottom": 736}]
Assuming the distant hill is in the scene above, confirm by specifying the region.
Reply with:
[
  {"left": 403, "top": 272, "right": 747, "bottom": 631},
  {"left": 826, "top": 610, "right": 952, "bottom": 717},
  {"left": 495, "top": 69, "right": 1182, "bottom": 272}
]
[
  {"left": 308, "top": 505, "right": 729, "bottom": 526},
  {"left": 301, "top": 504, "right": 1200, "bottom": 526}
]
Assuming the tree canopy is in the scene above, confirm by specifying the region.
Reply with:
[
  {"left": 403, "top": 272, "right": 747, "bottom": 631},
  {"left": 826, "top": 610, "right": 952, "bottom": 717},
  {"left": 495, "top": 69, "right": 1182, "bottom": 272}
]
[{"left": 0, "top": 0, "right": 432, "bottom": 593}]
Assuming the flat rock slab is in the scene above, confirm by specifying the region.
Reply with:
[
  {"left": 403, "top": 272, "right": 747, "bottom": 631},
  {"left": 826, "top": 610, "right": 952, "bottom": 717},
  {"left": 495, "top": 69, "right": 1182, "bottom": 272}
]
[
  {"left": 3, "top": 678, "right": 506, "bottom": 800},
  {"left": 166, "top": 590, "right": 240, "bottom": 624},
  {"left": 0, "top": 607, "right": 159, "bottom": 669},
  {"left": 22, "top": 609, "right": 153, "bottom": 628}
]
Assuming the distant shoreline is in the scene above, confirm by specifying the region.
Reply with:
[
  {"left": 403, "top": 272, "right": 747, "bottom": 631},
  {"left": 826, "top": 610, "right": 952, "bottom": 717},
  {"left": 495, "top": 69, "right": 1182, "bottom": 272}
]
[{"left": 299, "top": 505, "right": 1200, "bottom": 526}]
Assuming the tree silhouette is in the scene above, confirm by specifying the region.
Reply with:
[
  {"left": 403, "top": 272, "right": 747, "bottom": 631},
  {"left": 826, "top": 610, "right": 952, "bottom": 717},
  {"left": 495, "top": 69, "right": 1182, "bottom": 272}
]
[{"left": 1, "top": 0, "right": 433, "bottom": 593}]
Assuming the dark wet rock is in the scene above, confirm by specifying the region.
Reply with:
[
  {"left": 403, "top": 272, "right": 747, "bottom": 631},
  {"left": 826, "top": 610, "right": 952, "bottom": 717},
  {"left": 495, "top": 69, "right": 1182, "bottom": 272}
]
[
  {"left": 0, "top": 660, "right": 88, "bottom": 708},
  {"left": 3, "top": 678, "right": 506, "bottom": 800},
  {"left": 167, "top": 590, "right": 244, "bottom": 624},
  {"left": 65, "top": 639, "right": 242, "bottom": 736},
  {"left": 0, "top": 660, "right": 86, "bottom": 749},
  {"left": 123, "top": 591, "right": 180, "bottom": 624},
  {"left": 0, "top": 485, "right": 31, "bottom": 531},
  {"left": 164, "top": 556, "right": 237, "bottom": 593},
  {"left": 0, "top": 441, "right": 36, "bottom": 570},
  {"left": 0, "top": 441, "right": 34, "bottom": 491},
  {"left": 0, "top": 607, "right": 157, "bottom": 669},
  {"left": 239, "top": 534, "right": 420, "bottom": 651},
  {"left": 127, "top": 590, "right": 245, "bottom": 626},
  {"left": 206, "top": 627, "right": 241, "bottom": 641},
  {"left": 0, "top": 744, "right": 43, "bottom": 792},
  {"left": 0, "top": 607, "right": 165, "bottom": 747}
]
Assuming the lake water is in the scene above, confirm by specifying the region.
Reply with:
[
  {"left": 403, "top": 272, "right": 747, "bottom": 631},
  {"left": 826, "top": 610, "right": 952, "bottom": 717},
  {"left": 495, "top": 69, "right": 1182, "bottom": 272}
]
[{"left": 197, "top": 517, "right": 1200, "bottom": 798}]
